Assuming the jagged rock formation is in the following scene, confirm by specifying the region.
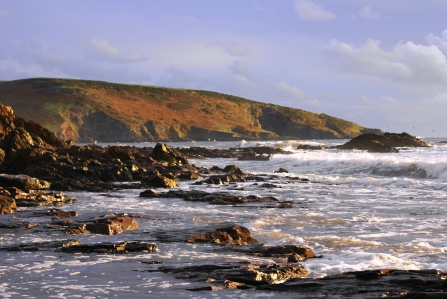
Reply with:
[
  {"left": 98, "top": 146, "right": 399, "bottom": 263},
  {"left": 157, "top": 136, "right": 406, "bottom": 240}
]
[{"left": 0, "top": 78, "right": 382, "bottom": 142}]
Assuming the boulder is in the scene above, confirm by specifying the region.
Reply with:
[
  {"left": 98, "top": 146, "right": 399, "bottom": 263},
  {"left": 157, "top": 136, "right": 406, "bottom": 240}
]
[
  {"left": 185, "top": 225, "right": 259, "bottom": 245},
  {"left": 141, "top": 175, "right": 179, "bottom": 188},
  {"left": 0, "top": 174, "right": 50, "bottom": 190},
  {"left": 274, "top": 167, "right": 289, "bottom": 173},
  {"left": 0, "top": 195, "right": 17, "bottom": 213},
  {"left": 64, "top": 214, "right": 139, "bottom": 235}
]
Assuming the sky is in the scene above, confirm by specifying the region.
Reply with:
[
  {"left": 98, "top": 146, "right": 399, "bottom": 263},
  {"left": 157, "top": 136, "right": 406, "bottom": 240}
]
[{"left": 1, "top": 0, "right": 447, "bottom": 137}]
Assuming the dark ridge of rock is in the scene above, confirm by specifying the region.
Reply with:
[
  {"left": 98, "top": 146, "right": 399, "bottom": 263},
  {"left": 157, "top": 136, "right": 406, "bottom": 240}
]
[
  {"left": 176, "top": 146, "right": 292, "bottom": 160},
  {"left": 159, "top": 261, "right": 309, "bottom": 288},
  {"left": 59, "top": 241, "right": 158, "bottom": 254},
  {"left": 297, "top": 144, "right": 325, "bottom": 150},
  {"left": 142, "top": 189, "right": 281, "bottom": 206},
  {"left": 335, "top": 132, "right": 431, "bottom": 153},
  {"left": 243, "top": 245, "right": 317, "bottom": 261},
  {"left": 257, "top": 269, "right": 447, "bottom": 298},
  {"left": 0, "top": 239, "right": 82, "bottom": 252}
]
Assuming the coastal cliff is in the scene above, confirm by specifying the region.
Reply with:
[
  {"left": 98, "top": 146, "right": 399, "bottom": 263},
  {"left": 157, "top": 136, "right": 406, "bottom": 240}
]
[{"left": 0, "top": 78, "right": 381, "bottom": 142}]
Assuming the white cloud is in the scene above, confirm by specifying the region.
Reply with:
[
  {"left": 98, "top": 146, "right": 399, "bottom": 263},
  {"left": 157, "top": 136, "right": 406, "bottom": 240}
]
[
  {"left": 268, "top": 79, "right": 306, "bottom": 101},
  {"left": 90, "top": 38, "right": 119, "bottom": 58},
  {"left": 295, "top": 0, "right": 335, "bottom": 21},
  {"left": 229, "top": 60, "right": 255, "bottom": 79},
  {"left": 359, "top": 6, "right": 380, "bottom": 20},
  {"left": 210, "top": 40, "right": 250, "bottom": 57},
  {"left": 81, "top": 38, "right": 148, "bottom": 63},
  {"left": 328, "top": 37, "right": 447, "bottom": 86},
  {"left": 426, "top": 29, "right": 447, "bottom": 56}
]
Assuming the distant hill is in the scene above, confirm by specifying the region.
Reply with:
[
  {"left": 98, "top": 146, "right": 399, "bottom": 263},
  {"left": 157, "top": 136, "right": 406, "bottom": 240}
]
[{"left": 0, "top": 78, "right": 381, "bottom": 142}]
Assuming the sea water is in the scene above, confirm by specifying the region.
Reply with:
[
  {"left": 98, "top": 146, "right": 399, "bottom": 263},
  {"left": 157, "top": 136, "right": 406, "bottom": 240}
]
[{"left": 1, "top": 138, "right": 447, "bottom": 298}]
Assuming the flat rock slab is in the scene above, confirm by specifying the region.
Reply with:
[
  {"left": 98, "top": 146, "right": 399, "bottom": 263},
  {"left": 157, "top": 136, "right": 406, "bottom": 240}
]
[
  {"left": 258, "top": 269, "right": 447, "bottom": 298},
  {"left": 60, "top": 241, "right": 157, "bottom": 254},
  {"left": 159, "top": 261, "right": 308, "bottom": 288}
]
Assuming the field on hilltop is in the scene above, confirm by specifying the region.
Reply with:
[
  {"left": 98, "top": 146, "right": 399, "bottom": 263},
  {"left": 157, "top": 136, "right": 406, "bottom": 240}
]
[{"left": 0, "top": 78, "right": 381, "bottom": 142}]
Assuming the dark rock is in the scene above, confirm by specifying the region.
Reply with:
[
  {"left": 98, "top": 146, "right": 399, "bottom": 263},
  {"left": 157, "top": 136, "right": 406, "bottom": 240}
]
[
  {"left": 274, "top": 167, "right": 289, "bottom": 173},
  {"left": 151, "top": 143, "right": 189, "bottom": 166},
  {"left": 160, "top": 261, "right": 308, "bottom": 287},
  {"left": 139, "top": 189, "right": 160, "bottom": 197},
  {"left": 223, "top": 165, "right": 244, "bottom": 174},
  {"left": 297, "top": 144, "right": 325, "bottom": 150},
  {"left": 257, "top": 269, "right": 447, "bottom": 298},
  {"left": 141, "top": 175, "right": 178, "bottom": 188},
  {"left": 155, "top": 189, "right": 280, "bottom": 205},
  {"left": 60, "top": 241, "right": 157, "bottom": 254},
  {"left": 336, "top": 132, "right": 431, "bottom": 153},
  {"left": 248, "top": 245, "right": 316, "bottom": 261},
  {"left": 0, "top": 174, "right": 50, "bottom": 190},
  {"left": 0, "top": 239, "right": 82, "bottom": 252}
]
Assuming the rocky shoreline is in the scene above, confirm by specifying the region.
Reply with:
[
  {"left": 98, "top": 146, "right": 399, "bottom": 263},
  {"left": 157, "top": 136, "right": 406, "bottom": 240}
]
[{"left": 0, "top": 102, "right": 442, "bottom": 297}]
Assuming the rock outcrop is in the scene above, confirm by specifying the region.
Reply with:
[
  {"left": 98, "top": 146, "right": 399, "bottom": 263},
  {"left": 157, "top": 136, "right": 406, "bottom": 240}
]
[{"left": 335, "top": 132, "right": 431, "bottom": 153}]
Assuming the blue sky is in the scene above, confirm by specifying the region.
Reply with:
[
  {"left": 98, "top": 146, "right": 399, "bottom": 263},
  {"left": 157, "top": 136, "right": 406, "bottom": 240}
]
[{"left": 1, "top": 0, "right": 447, "bottom": 137}]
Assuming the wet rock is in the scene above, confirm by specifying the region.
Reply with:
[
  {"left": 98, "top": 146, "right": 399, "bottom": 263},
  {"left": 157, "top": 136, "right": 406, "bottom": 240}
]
[
  {"left": 185, "top": 225, "right": 258, "bottom": 245},
  {"left": 223, "top": 165, "right": 244, "bottom": 174},
  {"left": 297, "top": 144, "right": 325, "bottom": 150},
  {"left": 139, "top": 189, "right": 160, "bottom": 197},
  {"left": 160, "top": 261, "right": 308, "bottom": 288},
  {"left": 0, "top": 195, "right": 17, "bottom": 214},
  {"left": 177, "top": 171, "right": 203, "bottom": 180},
  {"left": 63, "top": 214, "right": 139, "bottom": 235},
  {"left": 141, "top": 175, "right": 178, "bottom": 188},
  {"left": 237, "top": 152, "right": 272, "bottom": 161},
  {"left": 274, "top": 167, "right": 289, "bottom": 173},
  {"left": 200, "top": 173, "right": 247, "bottom": 185},
  {"left": 246, "top": 245, "right": 316, "bottom": 261},
  {"left": 257, "top": 269, "right": 447, "bottom": 298},
  {"left": 150, "top": 143, "right": 189, "bottom": 166},
  {"left": 0, "top": 174, "right": 50, "bottom": 190},
  {"left": 0, "top": 239, "right": 81, "bottom": 252},
  {"left": 335, "top": 132, "right": 431, "bottom": 153},
  {"left": 153, "top": 189, "right": 280, "bottom": 205},
  {"left": 9, "top": 188, "right": 78, "bottom": 208},
  {"left": 60, "top": 241, "right": 157, "bottom": 254}
]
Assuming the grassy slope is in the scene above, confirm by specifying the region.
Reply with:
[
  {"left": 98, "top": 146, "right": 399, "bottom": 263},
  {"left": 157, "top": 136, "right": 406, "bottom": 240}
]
[{"left": 0, "top": 78, "right": 375, "bottom": 140}]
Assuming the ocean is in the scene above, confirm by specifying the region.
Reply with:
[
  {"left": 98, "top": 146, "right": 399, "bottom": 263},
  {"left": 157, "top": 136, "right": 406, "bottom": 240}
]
[{"left": 1, "top": 138, "right": 447, "bottom": 298}]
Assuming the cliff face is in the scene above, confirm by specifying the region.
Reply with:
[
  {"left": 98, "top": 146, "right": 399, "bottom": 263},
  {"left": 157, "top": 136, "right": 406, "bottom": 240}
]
[{"left": 0, "top": 78, "right": 381, "bottom": 142}]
